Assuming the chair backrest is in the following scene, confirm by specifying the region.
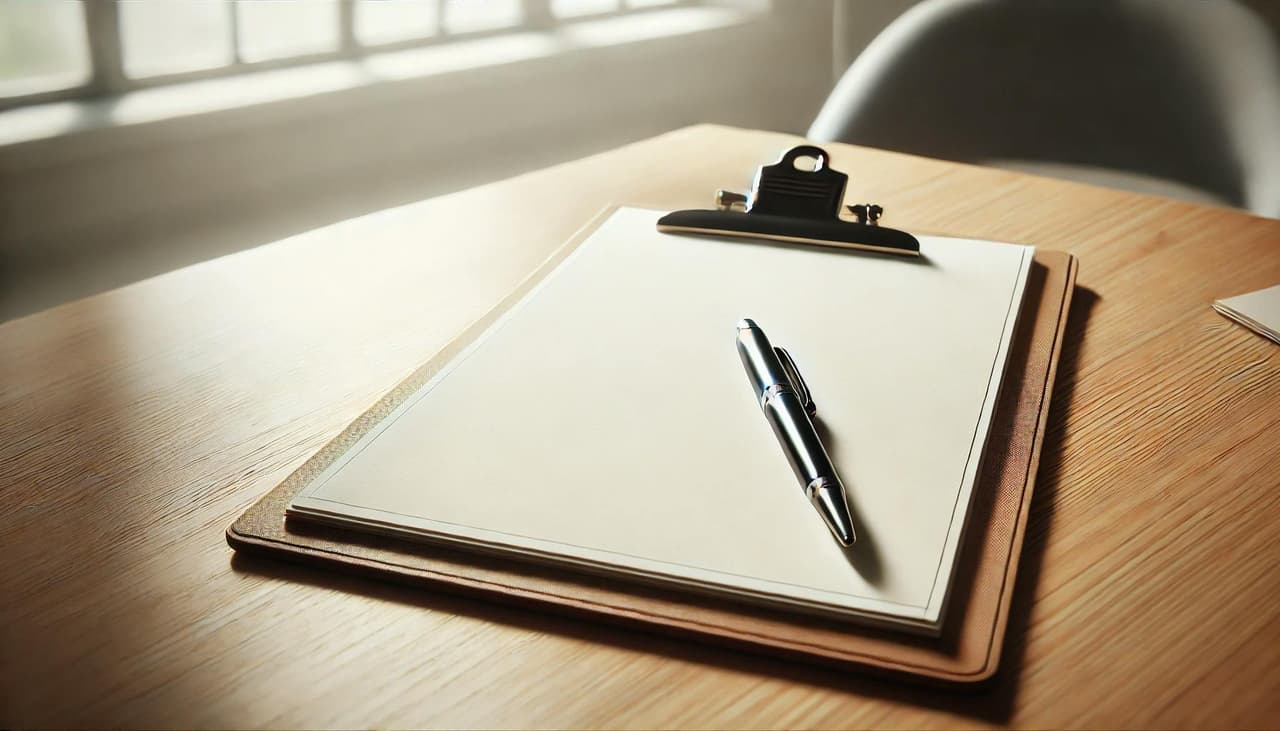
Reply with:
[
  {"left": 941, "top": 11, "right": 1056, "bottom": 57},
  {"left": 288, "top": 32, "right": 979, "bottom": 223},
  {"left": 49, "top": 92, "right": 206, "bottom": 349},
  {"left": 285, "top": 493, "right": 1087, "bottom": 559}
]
[{"left": 810, "top": 0, "right": 1280, "bottom": 215}]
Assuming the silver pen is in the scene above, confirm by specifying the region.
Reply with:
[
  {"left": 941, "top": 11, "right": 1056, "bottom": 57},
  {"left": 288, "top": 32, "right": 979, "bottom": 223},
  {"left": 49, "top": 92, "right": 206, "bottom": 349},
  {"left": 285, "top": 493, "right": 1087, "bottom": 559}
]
[{"left": 736, "top": 319, "right": 856, "bottom": 547}]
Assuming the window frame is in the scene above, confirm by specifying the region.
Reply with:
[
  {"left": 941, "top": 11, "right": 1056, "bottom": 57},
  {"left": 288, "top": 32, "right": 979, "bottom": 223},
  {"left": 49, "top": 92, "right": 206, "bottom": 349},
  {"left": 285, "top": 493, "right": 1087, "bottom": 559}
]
[{"left": 0, "top": 0, "right": 692, "bottom": 111}]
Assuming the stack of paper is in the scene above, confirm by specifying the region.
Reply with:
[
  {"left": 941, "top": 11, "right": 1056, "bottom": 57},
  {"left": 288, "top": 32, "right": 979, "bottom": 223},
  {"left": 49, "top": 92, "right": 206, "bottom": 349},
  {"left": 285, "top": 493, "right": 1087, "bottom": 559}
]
[{"left": 1215, "top": 284, "right": 1280, "bottom": 344}]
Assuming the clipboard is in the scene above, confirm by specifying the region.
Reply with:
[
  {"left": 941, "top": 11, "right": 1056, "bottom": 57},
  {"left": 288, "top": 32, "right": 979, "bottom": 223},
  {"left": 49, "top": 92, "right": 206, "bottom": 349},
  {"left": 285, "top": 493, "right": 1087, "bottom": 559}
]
[{"left": 227, "top": 180, "right": 1077, "bottom": 683}]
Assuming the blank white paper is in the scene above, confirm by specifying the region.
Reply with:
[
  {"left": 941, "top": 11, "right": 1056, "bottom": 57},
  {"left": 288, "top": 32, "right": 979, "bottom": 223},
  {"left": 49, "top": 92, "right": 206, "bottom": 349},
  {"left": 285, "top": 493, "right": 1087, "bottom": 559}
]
[{"left": 290, "top": 207, "right": 1033, "bottom": 633}]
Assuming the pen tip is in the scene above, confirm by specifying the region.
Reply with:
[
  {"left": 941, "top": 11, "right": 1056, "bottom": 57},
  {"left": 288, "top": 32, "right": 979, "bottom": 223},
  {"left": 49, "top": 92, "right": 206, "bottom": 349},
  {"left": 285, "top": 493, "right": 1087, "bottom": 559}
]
[
  {"left": 736, "top": 318, "right": 757, "bottom": 331},
  {"left": 809, "top": 481, "right": 857, "bottom": 547}
]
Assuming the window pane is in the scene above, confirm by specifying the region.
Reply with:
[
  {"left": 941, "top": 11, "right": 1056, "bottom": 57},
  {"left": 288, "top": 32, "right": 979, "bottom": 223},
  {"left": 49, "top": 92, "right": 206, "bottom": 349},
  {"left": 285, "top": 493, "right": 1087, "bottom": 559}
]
[
  {"left": 442, "top": 0, "right": 521, "bottom": 34},
  {"left": 551, "top": 0, "right": 619, "bottom": 18},
  {"left": 120, "top": 1, "right": 234, "bottom": 78},
  {"left": 626, "top": 0, "right": 678, "bottom": 7},
  {"left": 355, "top": 0, "right": 437, "bottom": 45},
  {"left": 236, "top": 0, "right": 340, "bottom": 62},
  {"left": 0, "top": 0, "right": 89, "bottom": 96}
]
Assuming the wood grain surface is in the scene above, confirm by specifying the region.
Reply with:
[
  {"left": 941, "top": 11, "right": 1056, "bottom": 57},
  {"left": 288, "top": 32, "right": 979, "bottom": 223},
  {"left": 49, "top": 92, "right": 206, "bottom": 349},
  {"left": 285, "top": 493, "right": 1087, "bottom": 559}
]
[{"left": 2, "top": 125, "right": 1278, "bottom": 728}]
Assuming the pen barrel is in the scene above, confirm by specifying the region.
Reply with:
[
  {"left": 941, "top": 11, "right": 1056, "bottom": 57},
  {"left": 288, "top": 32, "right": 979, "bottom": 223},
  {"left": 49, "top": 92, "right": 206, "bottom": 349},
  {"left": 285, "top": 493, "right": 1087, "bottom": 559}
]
[
  {"left": 737, "top": 324, "right": 791, "bottom": 394},
  {"left": 762, "top": 389, "right": 838, "bottom": 488}
]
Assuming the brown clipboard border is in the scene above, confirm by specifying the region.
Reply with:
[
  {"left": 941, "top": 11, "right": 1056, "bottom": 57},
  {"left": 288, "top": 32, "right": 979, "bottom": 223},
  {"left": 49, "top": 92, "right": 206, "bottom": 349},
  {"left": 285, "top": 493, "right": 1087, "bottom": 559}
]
[{"left": 228, "top": 206, "right": 1078, "bottom": 685}]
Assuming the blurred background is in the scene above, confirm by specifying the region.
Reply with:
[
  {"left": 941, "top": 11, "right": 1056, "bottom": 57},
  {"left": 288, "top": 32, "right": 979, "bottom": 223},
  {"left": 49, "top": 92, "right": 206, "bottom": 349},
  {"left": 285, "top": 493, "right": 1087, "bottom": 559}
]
[{"left": 2, "top": 0, "right": 1278, "bottom": 321}]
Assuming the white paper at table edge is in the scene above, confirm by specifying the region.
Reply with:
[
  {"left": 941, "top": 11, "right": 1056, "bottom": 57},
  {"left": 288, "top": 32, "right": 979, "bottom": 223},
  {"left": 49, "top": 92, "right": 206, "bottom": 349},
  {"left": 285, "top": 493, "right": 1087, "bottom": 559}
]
[{"left": 1215, "top": 283, "right": 1280, "bottom": 345}]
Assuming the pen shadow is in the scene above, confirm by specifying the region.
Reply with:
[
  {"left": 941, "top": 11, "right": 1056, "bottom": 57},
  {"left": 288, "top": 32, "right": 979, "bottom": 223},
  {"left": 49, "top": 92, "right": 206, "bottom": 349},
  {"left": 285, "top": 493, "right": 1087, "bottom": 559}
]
[
  {"left": 814, "top": 416, "right": 884, "bottom": 587},
  {"left": 229, "top": 283, "right": 1096, "bottom": 724}
]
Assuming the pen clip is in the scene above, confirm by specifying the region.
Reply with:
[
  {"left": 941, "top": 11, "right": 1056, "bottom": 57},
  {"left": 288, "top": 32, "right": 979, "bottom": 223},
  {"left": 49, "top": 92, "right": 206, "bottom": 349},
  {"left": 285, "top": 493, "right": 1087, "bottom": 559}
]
[{"left": 774, "top": 347, "right": 816, "bottom": 418}]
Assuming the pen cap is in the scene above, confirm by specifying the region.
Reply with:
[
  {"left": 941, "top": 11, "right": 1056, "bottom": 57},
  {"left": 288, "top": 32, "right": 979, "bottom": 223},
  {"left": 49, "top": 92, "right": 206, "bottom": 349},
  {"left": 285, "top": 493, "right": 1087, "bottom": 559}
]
[{"left": 736, "top": 320, "right": 791, "bottom": 398}]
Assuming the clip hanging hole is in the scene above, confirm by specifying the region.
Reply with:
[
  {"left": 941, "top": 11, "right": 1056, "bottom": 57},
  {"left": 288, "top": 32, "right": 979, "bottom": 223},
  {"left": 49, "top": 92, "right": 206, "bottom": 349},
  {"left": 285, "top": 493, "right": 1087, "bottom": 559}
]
[
  {"left": 792, "top": 154, "right": 823, "bottom": 173},
  {"left": 782, "top": 145, "right": 830, "bottom": 174}
]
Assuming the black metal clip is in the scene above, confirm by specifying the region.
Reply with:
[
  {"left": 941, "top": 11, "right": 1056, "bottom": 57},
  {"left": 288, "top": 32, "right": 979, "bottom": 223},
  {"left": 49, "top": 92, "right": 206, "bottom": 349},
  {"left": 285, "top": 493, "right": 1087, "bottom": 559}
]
[{"left": 656, "top": 145, "right": 920, "bottom": 257}]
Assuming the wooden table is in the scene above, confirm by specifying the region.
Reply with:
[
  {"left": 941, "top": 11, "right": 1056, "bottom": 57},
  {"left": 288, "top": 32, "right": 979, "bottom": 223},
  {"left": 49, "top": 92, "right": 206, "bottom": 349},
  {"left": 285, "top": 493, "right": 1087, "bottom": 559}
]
[{"left": 3, "top": 125, "right": 1278, "bottom": 728}]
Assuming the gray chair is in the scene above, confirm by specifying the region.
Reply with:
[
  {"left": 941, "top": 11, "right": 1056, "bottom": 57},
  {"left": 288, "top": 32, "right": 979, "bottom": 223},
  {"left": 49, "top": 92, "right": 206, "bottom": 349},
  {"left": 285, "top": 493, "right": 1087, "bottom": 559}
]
[{"left": 810, "top": 0, "right": 1280, "bottom": 217}]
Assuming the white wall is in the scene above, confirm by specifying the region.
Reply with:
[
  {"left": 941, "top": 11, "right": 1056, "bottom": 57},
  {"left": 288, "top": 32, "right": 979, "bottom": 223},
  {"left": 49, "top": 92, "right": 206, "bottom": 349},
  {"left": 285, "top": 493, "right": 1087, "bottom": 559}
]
[{"left": 0, "top": 1, "right": 848, "bottom": 320}]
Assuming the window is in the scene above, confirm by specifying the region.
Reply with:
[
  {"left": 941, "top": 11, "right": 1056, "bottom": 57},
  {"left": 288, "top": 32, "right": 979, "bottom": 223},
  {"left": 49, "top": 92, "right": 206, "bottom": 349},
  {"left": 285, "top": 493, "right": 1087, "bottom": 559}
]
[
  {"left": 236, "top": 0, "right": 342, "bottom": 62},
  {"left": 0, "top": 0, "right": 91, "bottom": 97},
  {"left": 551, "top": 0, "right": 620, "bottom": 19},
  {"left": 120, "top": 2, "right": 234, "bottom": 78},
  {"left": 0, "top": 0, "right": 703, "bottom": 110},
  {"left": 355, "top": 0, "right": 438, "bottom": 46},
  {"left": 443, "top": 0, "right": 522, "bottom": 34}
]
